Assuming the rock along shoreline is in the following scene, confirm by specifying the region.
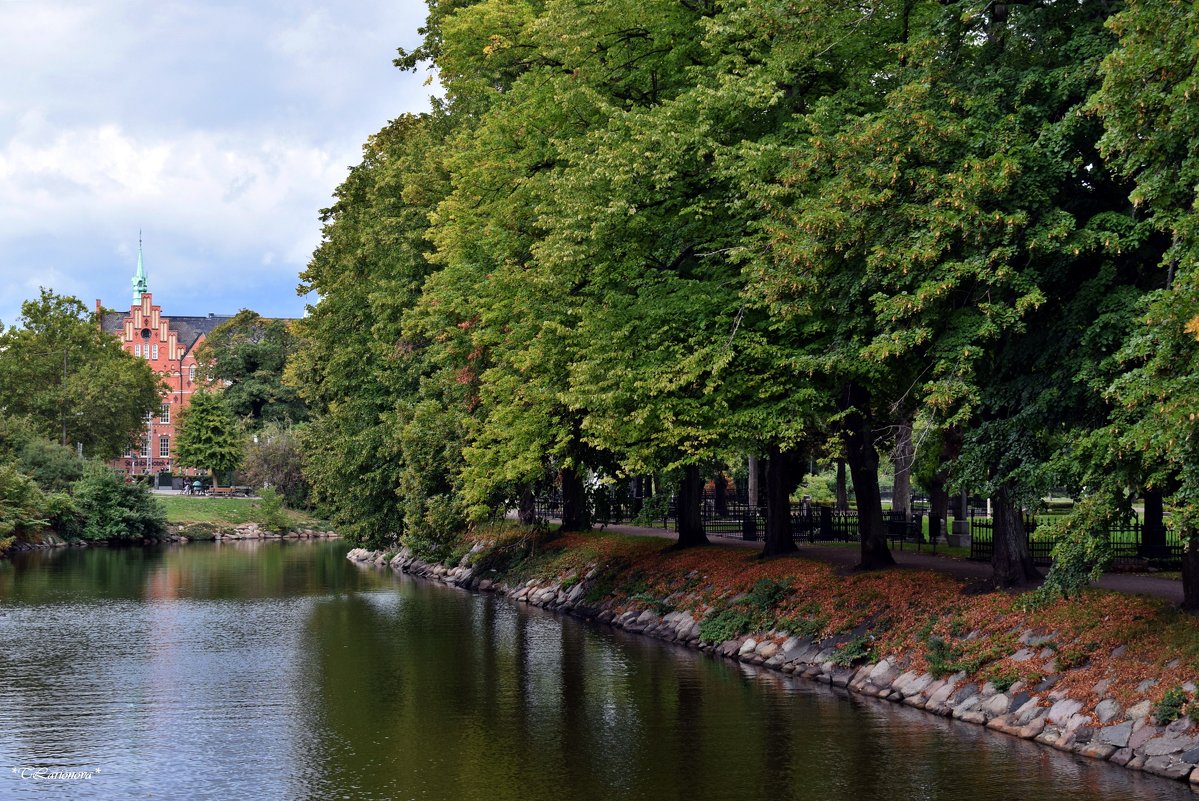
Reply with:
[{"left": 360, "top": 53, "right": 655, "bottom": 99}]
[
  {"left": 9, "top": 523, "right": 339, "bottom": 551},
  {"left": 348, "top": 543, "right": 1199, "bottom": 790}
]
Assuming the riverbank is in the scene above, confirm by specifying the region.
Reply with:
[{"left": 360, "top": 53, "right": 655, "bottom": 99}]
[
  {"left": 6, "top": 493, "right": 336, "bottom": 553},
  {"left": 10, "top": 521, "right": 338, "bottom": 551},
  {"left": 349, "top": 527, "right": 1199, "bottom": 788}
]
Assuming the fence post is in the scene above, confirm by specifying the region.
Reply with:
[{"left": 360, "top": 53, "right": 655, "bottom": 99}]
[{"left": 742, "top": 508, "right": 757, "bottom": 541}]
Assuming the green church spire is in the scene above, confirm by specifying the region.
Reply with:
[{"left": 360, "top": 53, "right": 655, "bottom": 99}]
[{"left": 132, "top": 232, "right": 148, "bottom": 303}]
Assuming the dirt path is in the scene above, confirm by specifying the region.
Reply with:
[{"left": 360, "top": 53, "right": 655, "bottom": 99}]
[{"left": 591, "top": 522, "right": 1185, "bottom": 605}]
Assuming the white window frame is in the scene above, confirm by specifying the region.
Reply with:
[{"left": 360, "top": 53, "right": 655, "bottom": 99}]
[
  {"left": 140, "top": 439, "right": 150, "bottom": 458},
  {"left": 159, "top": 403, "right": 170, "bottom": 424},
  {"left": 159, "top": 436, "right": 170, "bottom": 458},
  {"left": 134, "top": 344, "right": 141, "bottom": 357},
  {"left": 152, "top": 344, "right": 159, "bottom": 360}
]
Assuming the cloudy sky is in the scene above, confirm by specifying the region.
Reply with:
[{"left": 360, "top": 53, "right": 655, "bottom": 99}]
[{"left": 0, "top": 0, "right": 435, "bottom": 326}]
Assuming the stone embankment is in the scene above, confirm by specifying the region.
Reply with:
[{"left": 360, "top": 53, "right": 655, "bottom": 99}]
[
  {"left": 169, "top": 523, "right": 339, "bottom": 542},
  {"left": 10, "top": 524, "right": 338, "bottom": 549},
  {"left": 348, "top": 544, "right": 1199, "bottom": 788}
]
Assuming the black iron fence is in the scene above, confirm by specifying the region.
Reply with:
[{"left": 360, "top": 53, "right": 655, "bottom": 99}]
[
  {"left": 968, "top": 514, "right": 1183, "bottom": 568},
  {"left": 535, "top": 487, "right": 938, "bottom": 550}
]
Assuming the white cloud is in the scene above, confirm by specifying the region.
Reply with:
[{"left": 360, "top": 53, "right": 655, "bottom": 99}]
[{"left": 0, "top": 0, "right": 436, "bottom": 325}]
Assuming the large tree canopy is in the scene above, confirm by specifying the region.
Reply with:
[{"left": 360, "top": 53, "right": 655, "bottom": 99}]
[
  {"left": 0, "top": 290, "right": 163, "bottom": 459},
  {"left": 196, "top": 310, "right": 307, "bottom": 429},
  {"left": 284, "top": 0, "right": 1199, "bottom": 605}
]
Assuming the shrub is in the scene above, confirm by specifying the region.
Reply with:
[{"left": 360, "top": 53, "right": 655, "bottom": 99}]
[
  {"left": 832, "top": 633, "right": 874, "bottom": 666},
  {"left": 987, "top": 666, "right": 1021, "bottom": 693},
  {"left": 699, "top": 608, "right": 756, "bottom": 644},
  {"left": 1154, "top": 687, "right": 1189, "bottom": 725},
  {"left": 242, "top": 424, "right": 310, "bottom": 508},
  {"left": 746, "top": 578, "right": 789, "bottom": 612},
  {"left": 72, "top": 465, "right": 166, "bottom": 542},
  {"left": 0, "top": 464, "right": 51, "bottom": 541},
  {"left": 16, "top": 439, "right": 85, "bottom": 492},
  {"left": 255, "top": 487, "right": 292, "bottom": 534}
]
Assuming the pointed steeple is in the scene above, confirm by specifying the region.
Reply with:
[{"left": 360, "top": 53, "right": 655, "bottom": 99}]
[{"left": 132, "top": 231, "right": 148, "bottom": 303}]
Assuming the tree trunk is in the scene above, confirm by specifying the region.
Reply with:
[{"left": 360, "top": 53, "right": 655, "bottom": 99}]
[
  {"left": 1183, "top": 529, "right": 1199, "bottom": 611},
  {"left": 518, "top": 488, "right": 536, "bottom": 525},
  {"left": 891, "top": 416, "right": 914, "bottom": 518},
  {"left": 747, "top": 456, "right": 760, "bottom": 510},
  {"left": 559, "top": 466, "right": 587, "bottom": 533},
  {"left": 1142, "top": 488, "right": 1167, "bottom": 559},
  {"left": 928, "top": 426, "right": 961, "bottom": 542},
  {"left": 713, "top": 472, "right": 729, "bottom": 517},
  {"left": 835, "top": 459, "right": 849, "bottom": 511},
  {"left": 840, "top": 382, "right": 895, "bottom": 569},
  {"left": 991, "top": 480, "right": 1041, "bottom": 587},
  {"left": 673, "top": 465, "right": 709, "bottom": 549},
  {"left": 761, "top": 444, "right": 803, "bottom": 557}
]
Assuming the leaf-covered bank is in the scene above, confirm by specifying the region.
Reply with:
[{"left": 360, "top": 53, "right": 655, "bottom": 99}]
[{"left": 352, "top": 528, "right": 1199, "bottom": 787}]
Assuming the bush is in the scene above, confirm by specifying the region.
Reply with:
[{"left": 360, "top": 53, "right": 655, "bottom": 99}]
[
  {"left": 43, "top": 491, "right": 83, "bottom": 540},
  {"left": 0, "top": 464, "right": 50, "bottom": 541},
  {"left": 242, "top": 424, "right": 310, "bottom": 508},
  {"left": 832, "top": 633, "right": 874, "bottom": 666},
  {"left": 255, "top": 487, "right": 292, "bottom": 534},
  {"left": 16, "top": 439, "right": 85, "bottom": 492},
  {"left": 72, "top": 465, "right": 166, "bottom": 542},
  {"left": 1154, "top": 687, "right": 1189, "bottom": 725},
  {"left": 699, "top": 608, "right": 756, "bottom": 644}
]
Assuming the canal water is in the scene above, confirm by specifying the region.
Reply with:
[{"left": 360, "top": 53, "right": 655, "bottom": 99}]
[{"left": 0, "top": 540, "right": 1189, "bottom": 800}]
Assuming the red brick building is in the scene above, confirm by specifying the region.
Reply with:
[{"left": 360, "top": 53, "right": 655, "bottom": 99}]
[{"left": 99, "top": 245, "right": 232, "bottom": 477}]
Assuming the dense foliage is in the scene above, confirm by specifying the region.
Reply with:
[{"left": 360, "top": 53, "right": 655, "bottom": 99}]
[
  {"left": 287, "top": 0, "right": 1199, "bottom": 606},
  {"left": 72, "top": 464, "right": 166, "bottom": 542},
  {"left": 0, "top": 290, "right": 163, "bottom": 458},
  {"left": 174, "top": 391, "right": 244, "bottom": 486},
  {"left": 0, "top": 415, "right": 165, "bottom": 552},
  {"left": 195, "top": 310, "right": 307, "bottom": 430}
]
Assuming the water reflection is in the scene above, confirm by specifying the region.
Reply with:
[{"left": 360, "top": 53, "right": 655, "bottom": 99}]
[{"left": 0, "top": 542, "right": 1190, "bottom": 801}]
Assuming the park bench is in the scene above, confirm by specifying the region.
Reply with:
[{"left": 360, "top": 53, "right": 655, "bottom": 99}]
[{"left": 209, "top": 487, "right": 234, "bottom": 497}]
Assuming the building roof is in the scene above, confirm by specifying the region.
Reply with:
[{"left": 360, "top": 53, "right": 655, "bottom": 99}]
[{"left": 101, "top": 310, "right": 235, "bottom": 358}]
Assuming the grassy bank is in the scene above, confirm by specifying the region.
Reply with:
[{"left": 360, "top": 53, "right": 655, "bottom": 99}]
[
  {"left": 450, "top": 525, "right": 1199, "bottom": 719},
  {"left": 157, "top": 495, "right": 325, "bottom": 529}
]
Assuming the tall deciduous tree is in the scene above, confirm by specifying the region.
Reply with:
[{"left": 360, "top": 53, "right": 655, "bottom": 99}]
[
  {"left": 1073, "top": 0, "right": 1199, "bottom": 607},
  {"left": 0, "top": 290, "right": 162, "bottom": 459},
  {"left": 175, "top": 391, "right": 243, "bottom": 486},
  {"left": 196, "top": 310, "right": 306, "bottom": 429}
]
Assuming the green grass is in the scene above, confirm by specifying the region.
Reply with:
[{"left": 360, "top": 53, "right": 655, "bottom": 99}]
[{"left": 156, "top": 495, "right": 324, "bottom": 528}]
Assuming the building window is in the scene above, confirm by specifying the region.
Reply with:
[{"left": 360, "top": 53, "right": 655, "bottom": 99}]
[
  {"left": 152, "top": 345, "right": 159, "bottom": 360},
  {"left": 188, "top": 365, "right": 196, "bottom": 382},
  {"left": 134, "top": 344, "right": 141, "bottom": 357},
  {"left": 160, "top": 403, "right": 170, "bottom": 424},
  {"left": 140, "top": 439, "right": 150, "bottom": 458},
  {"left": 159, "top": 436, "right": 170, "bottom": 458}
]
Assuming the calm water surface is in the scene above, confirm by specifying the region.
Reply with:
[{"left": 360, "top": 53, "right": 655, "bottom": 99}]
[{"left": 0, "top": 541, "right": 1189, "bottom": 800}]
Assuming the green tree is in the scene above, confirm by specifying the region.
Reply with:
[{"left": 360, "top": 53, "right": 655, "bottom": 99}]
[
  {"left": 241, "top": 422, "right": 310, "bottom": 508},
  {"left": 195, "top": 310, "right": 307, "bottom": 429},
  {"left": 1064, "top": 0, "right": 1199, "bottom": 607},
  {"left": 175, "top": 391, "right": 243, "bottom": 486},
  {"left": 288, "top": 114, "right": 453, "bottom": 548},
  {"left": 0, "top": 290, "right": 163, "bottom": 458}
]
